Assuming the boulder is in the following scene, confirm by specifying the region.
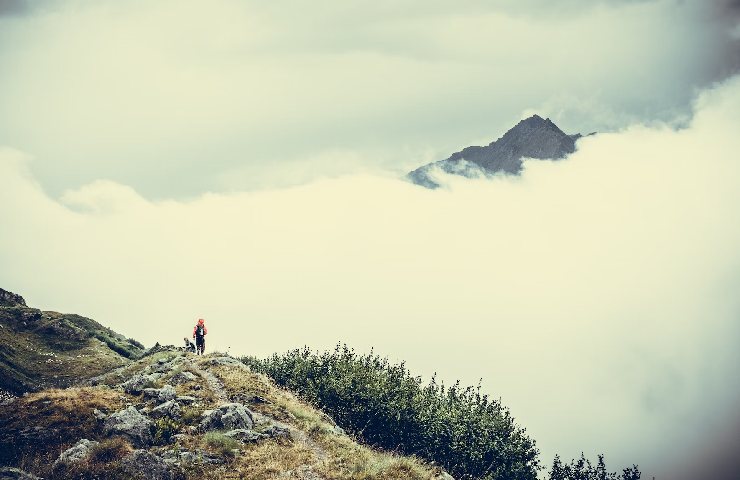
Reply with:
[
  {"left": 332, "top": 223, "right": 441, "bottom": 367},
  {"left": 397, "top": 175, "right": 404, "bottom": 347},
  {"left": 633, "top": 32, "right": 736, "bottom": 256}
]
[
  {"left": 121, "top": 372, "right": 162, "bottom": 395},
  {"left": 0, "top": 288, "right": 26, "bottom": 307},
  {"left": 0, "top": 468, "right": 41, "bottom": 480},
  {"left": 143, "top": 384, "right": 177, "bottom": 403},
  {"left": 262, "top": 424, "right": 292, "bottom": 440},
  {"left": 169, "top": 371, "right": 197, "bottom": 385},
  {"left": 120, "top": 450, "right": 174, "bottom": 480},
  {"left": 200, "top": 403, "right": 254, "bottom": 431},
  {"left": 53, "top": 439, "right": 99, "bottom": 466},
  {"left": 203, "top": 356, "right": 247, "bottom": 368},
  {"left": 175, "top": 395, "right": 197, "bottom": 405},
  {"left": 103, "top": 406, "right": 153, "bottom": 447},
  {"left": 151, "top": 400, "right": 181, "bottom": 419},
  {"left": 224, "top": 428, "right": 266, "bottom": 443}
]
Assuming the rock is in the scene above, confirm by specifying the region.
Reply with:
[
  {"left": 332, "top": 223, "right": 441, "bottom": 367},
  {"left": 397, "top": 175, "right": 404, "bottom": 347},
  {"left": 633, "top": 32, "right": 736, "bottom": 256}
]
[
  {"left": 224, "top": 428, "right": 266, "bottom": 443},
  {"left": 170, "top": 371, "right": 197, "bottom": 385},
  {"left": 143, "top": 384, "right": 177, "bottom": 403},
  {"left": 408, "top": 114, "right": 580, "bottom": 189},
  {"left": 435, "top": 472, "right": 455, "bottom": 480},
  {"left": 262, "top": 424, "right": 292, "bottom": 440},
  {"left": 151, "top": 400, "right": 181, "bottom": 419},
  {"left": 203, "top": 356, "right": 246, "bottom": 368},
  {"left": 53, "top": 438, "right": 99, "bottom": 466},
  {"left": 0, "top": 468, "right": 41, "bottom": 480},
  {"left": 93, "top": 408, "right": 108, "bottom": 421},
  {"left": 200, "top": 403, "right": 254, "bottom": 431},
  {"left": 120, "top": 450, "right": 174, "bottom": 480},
  {"left": 0, "top": 288, "right": 26, "bottom": 307},
  {"left": 121, "top": 372, "right": 162, "bottom": 395},
  {"left": 175, "top": 395, "right": 197, "bottom": 404},
  {"left": 103, "top": 406, "right": 153, "bottom": 447}
]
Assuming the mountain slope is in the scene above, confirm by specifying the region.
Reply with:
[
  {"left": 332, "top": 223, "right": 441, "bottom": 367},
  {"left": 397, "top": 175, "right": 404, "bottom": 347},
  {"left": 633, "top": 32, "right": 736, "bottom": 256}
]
[
  {"left": 408, "top": 115, "right": 580, "bottom": 188},
  {"left": 0, "top": 288, "right": 145, "bottom": 396},
  {"left": 0, "top": 290, "right": 453, "bottom": 480}
]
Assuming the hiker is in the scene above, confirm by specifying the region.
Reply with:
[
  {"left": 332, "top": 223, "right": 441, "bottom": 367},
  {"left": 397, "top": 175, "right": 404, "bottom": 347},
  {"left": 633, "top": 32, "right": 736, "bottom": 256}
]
[
  {"left": 192, "top": 318, "right": 208, "bottom": 355},
  {"left": 183, "top": 337, "right": 196, "bottom": 353}
]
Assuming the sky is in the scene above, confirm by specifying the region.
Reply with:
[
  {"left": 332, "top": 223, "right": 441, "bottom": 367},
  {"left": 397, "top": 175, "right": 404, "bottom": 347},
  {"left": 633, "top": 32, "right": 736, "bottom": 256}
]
[{"left": 1, "top": 1, "right": 740, "bottom": 479}]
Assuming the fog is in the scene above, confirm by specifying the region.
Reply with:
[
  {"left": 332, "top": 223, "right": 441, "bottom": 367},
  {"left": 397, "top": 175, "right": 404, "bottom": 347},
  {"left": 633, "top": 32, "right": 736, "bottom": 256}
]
[
  {"left": 1, "top": 76, "right": 739, "bottom": 478},
  {"left": 0, "top": 0, "right": 738, "bottom": 198}
]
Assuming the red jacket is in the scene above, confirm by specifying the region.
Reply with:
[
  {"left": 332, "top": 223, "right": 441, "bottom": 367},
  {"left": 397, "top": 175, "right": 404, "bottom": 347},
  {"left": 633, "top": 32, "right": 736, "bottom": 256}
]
[{"left": 193, "top": 324, "right": 208, "bottom": 338}]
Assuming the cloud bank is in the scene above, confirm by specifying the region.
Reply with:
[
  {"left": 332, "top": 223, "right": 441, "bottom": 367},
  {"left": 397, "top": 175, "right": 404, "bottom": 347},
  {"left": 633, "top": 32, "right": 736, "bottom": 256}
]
[
  {"left": 2, "top": 76, "right": 740, "bottom": 478},
  {"left": 0, "top": 0, "right": 738, "bottom": 197}
]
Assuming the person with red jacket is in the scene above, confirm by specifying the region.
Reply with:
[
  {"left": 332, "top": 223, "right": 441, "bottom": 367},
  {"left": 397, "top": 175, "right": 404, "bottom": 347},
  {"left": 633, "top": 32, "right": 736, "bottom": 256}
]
[{"left": 192, "top": 318, "right": 208, "bottom": 355}]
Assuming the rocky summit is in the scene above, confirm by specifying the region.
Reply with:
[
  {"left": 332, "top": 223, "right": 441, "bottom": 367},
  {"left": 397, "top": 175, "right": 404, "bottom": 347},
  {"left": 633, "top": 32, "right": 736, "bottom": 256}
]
[
  {"left": 407, "top": 114, "right": 583, "bottom": 188},
  {"left": 0, "top": 290, "right": 454, "bottom": 480}
]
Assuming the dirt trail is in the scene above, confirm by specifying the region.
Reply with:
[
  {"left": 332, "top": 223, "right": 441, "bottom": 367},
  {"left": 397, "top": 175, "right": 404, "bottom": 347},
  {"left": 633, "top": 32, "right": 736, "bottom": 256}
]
[
  {"left": 188, "top": 358, "right": 229, "bottom": 404},
  {"left": 190, "top": 355, "right": 329, "bottom": 472}
]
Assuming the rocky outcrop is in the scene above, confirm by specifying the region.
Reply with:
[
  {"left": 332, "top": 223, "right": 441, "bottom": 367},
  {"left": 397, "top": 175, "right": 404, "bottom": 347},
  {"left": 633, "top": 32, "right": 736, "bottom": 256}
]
[
  {"left": 120, "top": 450, "right": 175, "bottom": 480},
  {"left": 0, "top": 468, "right": 41, "bottom": 480},
  {"left": 0, "top": 289, "right": 26, "bottom": 307},
  {"left": 226, "top": 428, "right": 269, "bottom": 443},
  {"left": 408, "top": 114, "right": 582, "bottom": 188},
  {"left": 200, "top": 403, "right": 254, "bottom": 431},
  {"left": 143, "top": 384, "right": 177, "bottom": 403},
  {"left": 121, "top": 372, "right": 163, "bottom": 395},
  {"left": 103, "top": 406, "right": 153, "bottom": 447},
  {"left": 151, "top": 400, "right": 182, "bottom": 420},
  {"left": 169, "top": 370, "right": 197, "bottom": 384},
  {"left": 53, "top": 439, "right": 99, "bottom": 467}
]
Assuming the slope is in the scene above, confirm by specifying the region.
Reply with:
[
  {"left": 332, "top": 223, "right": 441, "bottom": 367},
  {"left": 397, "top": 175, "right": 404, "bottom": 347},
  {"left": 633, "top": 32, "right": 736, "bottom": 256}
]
[{"left": 0, "top": 288, "right": 145, "bottom": 396}]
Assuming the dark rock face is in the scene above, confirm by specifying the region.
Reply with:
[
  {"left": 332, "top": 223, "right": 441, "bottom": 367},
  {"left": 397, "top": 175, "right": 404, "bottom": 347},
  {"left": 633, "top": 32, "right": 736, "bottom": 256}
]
[
  {"left": 0, "top": 289, "right": 26, "bottom": 307},
  {"left": 408, "top": 114, "right": 579, "bottom": 188}
]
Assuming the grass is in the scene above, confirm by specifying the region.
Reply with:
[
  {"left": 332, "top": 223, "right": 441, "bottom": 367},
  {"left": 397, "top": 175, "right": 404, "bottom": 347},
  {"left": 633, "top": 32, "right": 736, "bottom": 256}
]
[
  {"left": 0, "top": 306, "right": 144, "bottom": 394},
  {"left": 208, "top": 361, "right": 445, "bottom": 480},
  {"left": 203, "top": 432, "right": 240, "bottom": 458},
  {"left": 0, "top": 386, "right": 125, "bottom": 474}
]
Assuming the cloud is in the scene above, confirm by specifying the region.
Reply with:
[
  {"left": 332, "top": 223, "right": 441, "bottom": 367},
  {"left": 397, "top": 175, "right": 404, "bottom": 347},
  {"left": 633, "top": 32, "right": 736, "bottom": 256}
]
[
  {"left": 0, "top": 0, "right": 738, "bottom": 198},
  {"left": 2, "top": 75, "right": 740, "bottom": 478}
]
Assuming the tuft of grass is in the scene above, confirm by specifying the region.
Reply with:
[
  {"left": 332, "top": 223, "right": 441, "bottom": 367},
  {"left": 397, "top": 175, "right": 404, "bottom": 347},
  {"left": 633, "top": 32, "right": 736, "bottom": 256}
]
[
  {"left": 203, "top": 432, "right": 240, "bottom": 458},
  {"left": 88, "top": 436, "right": 134, "bottom": 463}
]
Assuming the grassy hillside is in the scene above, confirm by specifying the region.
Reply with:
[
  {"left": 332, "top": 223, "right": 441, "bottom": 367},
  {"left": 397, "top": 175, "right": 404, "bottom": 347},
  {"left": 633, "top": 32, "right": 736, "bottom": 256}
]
[
  {"left": 0, "top": 348, "right": 453, "bottom": 480},
  {"left": 0, "top": 288, "right": 145, "bottom": 395}
]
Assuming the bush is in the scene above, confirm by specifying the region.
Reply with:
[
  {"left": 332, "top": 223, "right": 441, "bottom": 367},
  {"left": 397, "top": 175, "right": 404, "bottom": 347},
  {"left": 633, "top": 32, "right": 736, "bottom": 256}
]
[
  {"left": 151, "top": 417, "right": 182, "bottom": 445},
  {"left": 549, "top": 454, "right": 641, "bottom": 480},
  {"left": 242, "top": 344, "right": 540, "bottom": 480}
]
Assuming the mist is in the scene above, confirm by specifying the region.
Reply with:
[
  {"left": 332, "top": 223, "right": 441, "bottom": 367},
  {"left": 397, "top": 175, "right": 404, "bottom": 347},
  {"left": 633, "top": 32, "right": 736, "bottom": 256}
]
[
  {"left": 1, "top": 0, "right": 738, "bottom": 198},
  {"left": 2, "top": 76, "right": 740, "bottom": 477}
]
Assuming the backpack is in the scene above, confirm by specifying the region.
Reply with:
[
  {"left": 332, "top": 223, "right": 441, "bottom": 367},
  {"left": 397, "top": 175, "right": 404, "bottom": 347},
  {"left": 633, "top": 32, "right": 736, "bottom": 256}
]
[{"left": 196, "top": 325, "right": 205, "bottom": 338}]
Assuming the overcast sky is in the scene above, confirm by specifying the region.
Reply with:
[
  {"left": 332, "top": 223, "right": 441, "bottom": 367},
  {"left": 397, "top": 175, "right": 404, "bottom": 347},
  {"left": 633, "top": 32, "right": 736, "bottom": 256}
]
[
  {"left": 2, "top": 1, "right": 740, "bottom": 479},
  {"left": 1, "top": 0, "right": 739, "bottom": 197}
]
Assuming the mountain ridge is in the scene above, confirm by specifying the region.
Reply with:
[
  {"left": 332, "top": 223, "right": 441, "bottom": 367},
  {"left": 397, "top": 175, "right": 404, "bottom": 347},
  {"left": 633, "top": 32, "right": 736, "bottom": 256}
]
[{"left": 408, "top": 115, "right": 582, "bottom": 188}]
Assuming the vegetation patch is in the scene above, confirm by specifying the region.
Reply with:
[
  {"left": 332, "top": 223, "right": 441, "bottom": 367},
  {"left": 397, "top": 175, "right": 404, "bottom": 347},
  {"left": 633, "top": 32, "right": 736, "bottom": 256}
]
[
  {"left": 243, "top": 344, "right": 540, "bottom": 480},
  {"left": 0, "top": 386, "right": 124, "bottom": 473},
  {"left": 203, "top": 431, "right": 240, "bottom": 458}
]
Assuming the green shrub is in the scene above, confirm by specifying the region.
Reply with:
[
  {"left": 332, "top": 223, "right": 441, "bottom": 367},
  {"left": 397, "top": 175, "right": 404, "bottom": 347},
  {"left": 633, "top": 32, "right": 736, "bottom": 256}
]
[
  {"left": 243, "top": 344, "right": 540, "bottom": 480},
  {"left": 549, "top": 454, "right": 641, "bottom": 480},
  {"left": 151, "top": 417, "right": 182, "bottom": 445}
]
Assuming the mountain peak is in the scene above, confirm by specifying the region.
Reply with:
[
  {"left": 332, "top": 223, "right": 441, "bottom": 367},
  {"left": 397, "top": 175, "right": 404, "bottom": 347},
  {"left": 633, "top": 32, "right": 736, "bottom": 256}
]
[{"left": 407, "top": 114, "right": 581, "bottom": 188}]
